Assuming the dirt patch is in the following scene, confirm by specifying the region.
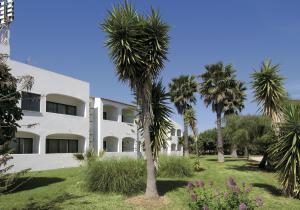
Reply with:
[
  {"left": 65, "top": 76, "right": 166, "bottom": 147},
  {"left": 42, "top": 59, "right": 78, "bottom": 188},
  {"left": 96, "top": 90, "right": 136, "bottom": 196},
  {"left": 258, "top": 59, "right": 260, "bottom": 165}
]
[{"left": 126, "top": 195, "right": 169, "bottom": 209}]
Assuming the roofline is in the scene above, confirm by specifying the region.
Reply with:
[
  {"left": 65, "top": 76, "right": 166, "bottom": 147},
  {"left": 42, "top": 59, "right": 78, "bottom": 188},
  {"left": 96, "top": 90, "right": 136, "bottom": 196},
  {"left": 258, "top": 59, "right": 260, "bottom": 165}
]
[{"left": 96, "top": 97, "right": 136, "bottom": 108}]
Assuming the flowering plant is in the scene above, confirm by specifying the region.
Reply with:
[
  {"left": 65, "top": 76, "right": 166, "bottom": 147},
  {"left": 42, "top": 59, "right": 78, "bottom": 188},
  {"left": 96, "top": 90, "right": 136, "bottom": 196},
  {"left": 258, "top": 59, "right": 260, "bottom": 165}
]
[{"left": 188, "top": 177, "right": 263, "bottom": 210}]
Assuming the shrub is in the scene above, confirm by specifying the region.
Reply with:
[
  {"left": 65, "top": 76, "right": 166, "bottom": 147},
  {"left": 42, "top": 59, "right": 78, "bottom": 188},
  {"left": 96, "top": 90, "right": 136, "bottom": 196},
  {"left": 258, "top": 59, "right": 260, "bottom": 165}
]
[
  {"left": 158, "top": 155, "right": 193, "bottom": 178},
  {"left": 188, "top": 177, "right": 264, "bottom": 210},
  {"left": 83, "top": 158, "right": 146, "bottom": 195},
  {"left": 193, "top": 159, "right": 202, "bottom": 172}
]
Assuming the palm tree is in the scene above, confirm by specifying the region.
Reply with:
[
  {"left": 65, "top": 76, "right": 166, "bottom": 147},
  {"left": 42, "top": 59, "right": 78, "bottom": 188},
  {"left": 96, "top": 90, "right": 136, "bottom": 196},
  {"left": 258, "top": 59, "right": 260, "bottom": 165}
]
[
  {"left": 268, "top": 104, "right": 300, "bottom": 198},
  {"left": 224, "top": 81, "right": 247, "bottom": 157},
  {"left": 150, "top": 80, "right": 173, "bottom": 163},
  {"left": 169, "top": 75, "right": 198, "bottom": 156},
  {"left": 251, "top": 59, "right": 286, "bottom": 123},
  {"left": 184, "top": 108, "right": 199, "bottom": 156},
  {"left": 251, "top": 59, "right": 286, "bottom": 169},
  {"left": 199, "top": 62, "right": 238, "bottom": 163},
  {"left": 102, "top": 2, "right": 170, "bottom": 198}
]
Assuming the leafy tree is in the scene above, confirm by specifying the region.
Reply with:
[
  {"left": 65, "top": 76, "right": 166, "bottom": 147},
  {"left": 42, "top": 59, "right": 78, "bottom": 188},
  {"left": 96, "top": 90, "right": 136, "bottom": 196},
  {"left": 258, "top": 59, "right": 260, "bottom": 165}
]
[
  {"left": 169, "top": 75, "right": 197, "bottom": 156},
  {"left": 251, "top": 59, "right": 286, "bottom": 168},
  {"left": 150, "top": 80, "right": 173, "bottom": 163},
  {"left": 102, "top": 2, "right": 170, "bottom": 198},
  {"left": 198, "top": 128, "right": 217, "bottom": 155},
  {"left": 0, "top": 62, "right": 30, "bottom": 193},
  {"left": 199, "top": 62, "right": 240, "bottom": 162},
  {"left": 268, "top": 104, "right": 300, "bottom": 198}
]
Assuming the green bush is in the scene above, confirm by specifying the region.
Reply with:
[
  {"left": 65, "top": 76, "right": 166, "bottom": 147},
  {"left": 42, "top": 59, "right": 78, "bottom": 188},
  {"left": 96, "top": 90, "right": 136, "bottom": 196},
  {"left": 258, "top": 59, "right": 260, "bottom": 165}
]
[
  {"left": 158, "top": 155, "right": 193, "bottom": 178},
  {"left": 193, "top": 159, "right": 202, "bottom": 172},
  {"left": 83, "top": 158, "right": 146, "bottom": 195}
]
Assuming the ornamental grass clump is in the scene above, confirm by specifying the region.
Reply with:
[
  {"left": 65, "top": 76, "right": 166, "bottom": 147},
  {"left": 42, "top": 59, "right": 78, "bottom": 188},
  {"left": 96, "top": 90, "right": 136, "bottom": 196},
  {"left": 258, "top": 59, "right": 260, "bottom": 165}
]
[
  {"left": 188, "top": 177, "right": 264, "bottom": 210},
  {"left": 83, "top": 158, "right": 146, "bottom": 195},
  {"left": 158, "top": 155, "right": 193, "bottom": 178}
]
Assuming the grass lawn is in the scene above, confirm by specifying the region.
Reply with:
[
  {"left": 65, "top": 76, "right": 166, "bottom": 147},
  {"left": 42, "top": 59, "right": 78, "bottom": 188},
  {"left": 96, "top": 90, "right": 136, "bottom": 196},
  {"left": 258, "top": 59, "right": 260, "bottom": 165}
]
[{"left": 1, "top": 156, "right": 300, "bottom": 210}]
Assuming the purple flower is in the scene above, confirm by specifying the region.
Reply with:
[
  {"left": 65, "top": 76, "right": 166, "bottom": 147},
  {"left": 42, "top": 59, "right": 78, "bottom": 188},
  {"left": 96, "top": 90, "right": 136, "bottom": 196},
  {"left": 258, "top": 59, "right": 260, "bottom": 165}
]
[
  {"left": 255, "top": 196, "right": 264, "bottom": 207},
  {"left": 202, "top": 205, "right": 209, "bottom": 210},
  {"left": 233, "top": 186, "right": 241, "bottom": 193},
  {"left": 196, "top": 180, "right": 205, "bottom": 188},
  {"left": 239, "top": 203, "right": 247, "bottom": 210},
  {"left": 191, "top": 193, "right": 197, "bottom": 201},
  {"left": 187, "top": 181, "right": 194, "bottom": 190},
  {"left": 245, "top": 185, "right": 252, "bottom": 193},
  {"left": 227, "top": 177, "right": 237, "bottom": 187}
]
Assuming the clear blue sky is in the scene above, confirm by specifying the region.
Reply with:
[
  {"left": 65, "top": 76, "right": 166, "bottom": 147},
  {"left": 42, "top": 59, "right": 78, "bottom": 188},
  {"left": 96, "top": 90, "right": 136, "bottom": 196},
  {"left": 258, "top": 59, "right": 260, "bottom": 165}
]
[{"left": 10, "top": 0, "right": 300, "bottom": 131}]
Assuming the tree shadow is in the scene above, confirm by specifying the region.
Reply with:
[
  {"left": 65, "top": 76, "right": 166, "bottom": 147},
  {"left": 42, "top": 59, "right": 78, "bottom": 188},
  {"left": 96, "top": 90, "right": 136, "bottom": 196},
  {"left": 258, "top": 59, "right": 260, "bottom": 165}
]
[
  {"left": 252, "top": 183, "right": 282, "bottom": 196},
  {"left": 206, "top": 158, "right": 246, "bottom": 162},
  {"left": 227, "top": 162, "right": 275, "bottom": 172},
  {"left": 157, "top": 180, "right": 188, "bottom": 196},
  {"left": 9, "top": 177, "right": 65, "bottom": 194},
  {"left": 17, "top": 193, "right": 86, "bottom": 210}
]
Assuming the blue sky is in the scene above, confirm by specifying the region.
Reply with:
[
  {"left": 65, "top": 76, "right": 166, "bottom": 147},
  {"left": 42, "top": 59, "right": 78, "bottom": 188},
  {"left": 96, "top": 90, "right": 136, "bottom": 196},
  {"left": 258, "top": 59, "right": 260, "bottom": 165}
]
[{"left": 10, "top": 0, "right": 300, "bottom": 131}]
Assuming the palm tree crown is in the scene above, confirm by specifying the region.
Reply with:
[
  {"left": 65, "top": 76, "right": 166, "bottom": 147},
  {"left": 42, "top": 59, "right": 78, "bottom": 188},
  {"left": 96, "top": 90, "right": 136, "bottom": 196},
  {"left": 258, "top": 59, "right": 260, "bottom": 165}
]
[
  {"left": 251, "top": 59, "right": 286, "bottom": 123},
  {"left": 169, "top": 75, "right": 198, "bottom": 114}
]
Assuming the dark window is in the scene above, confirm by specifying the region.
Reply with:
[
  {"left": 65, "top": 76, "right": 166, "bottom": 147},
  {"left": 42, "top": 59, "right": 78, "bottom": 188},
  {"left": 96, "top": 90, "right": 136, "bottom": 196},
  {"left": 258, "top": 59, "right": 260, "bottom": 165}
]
[
  {"left": 21, "top": 92, "right": 40, "bottom": 112},
  {"left": 46, "top": 139, "right": 78, "bottom": 153},
  {"left": 177, "top": 129, "right": 182, "bottom": 137},
  {"left": 11, "top": 138, "right": 33, "bottom": 154},
  {"left": 103, "top": 112, "right": 107, "bottom": 120},
  {"left": 46, "top": 101, "right": 77, "bottom": 116},
  {"left": 103, "top": 141, "right": 107, "bottom": 150},
  {"left": 171, "top": 128, "right": 176, "bottom": 136}
]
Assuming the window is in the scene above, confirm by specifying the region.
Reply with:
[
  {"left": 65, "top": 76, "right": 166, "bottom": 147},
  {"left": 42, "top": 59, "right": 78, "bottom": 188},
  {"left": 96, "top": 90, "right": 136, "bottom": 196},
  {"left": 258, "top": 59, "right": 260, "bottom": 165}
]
[
  {"left": 21, "top": 92, "right": 40, "bottom": 112},
  {"left": 11, "top": 138, "right": 33, "bottom": 154},
  {"left": 46, "top": 101, "right": 77, "bottom": 116},
  {"left": 46, "top": 139, "right": 78, "bottom": 153},
  {"left": 103, "top": 112, "right": 107, "bottom": 120},
  {"left": 177, "top": 129, "right": 182, "bottom": 137},
  {"left": 103, "top": 141, "right": 107, "bottom": 151},
  {"left": 171, "top": 128, "right": 175, "bottom": 136}
]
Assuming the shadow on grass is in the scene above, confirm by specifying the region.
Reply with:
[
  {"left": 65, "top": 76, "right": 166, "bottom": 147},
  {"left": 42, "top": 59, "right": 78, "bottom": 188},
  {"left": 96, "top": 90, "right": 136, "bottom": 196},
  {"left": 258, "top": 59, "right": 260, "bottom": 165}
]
[
  {"left": 206, "top": 158, "right": 247, "bottom": 162},
  {"left": 10, "top": 177, "right": 65, "bottom": 193},
  {"left": 227, "top": 162, "right": 275, "bottom": 173},
  {"left": 252, "top": 183, "right": 282, "bottom": 196},
  {"left": 157, "top": 180, "right": 188, "bottom": 196},
  {"left": 18, "top": 193, "right": 86, "bottom": 210}
]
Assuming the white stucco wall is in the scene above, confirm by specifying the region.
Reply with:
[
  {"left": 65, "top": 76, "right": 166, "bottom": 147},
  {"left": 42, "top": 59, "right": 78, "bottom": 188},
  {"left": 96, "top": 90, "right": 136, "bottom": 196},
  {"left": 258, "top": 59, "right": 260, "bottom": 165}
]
[{"left": 6, "top": 59, "right": 90, "bottom": 171}]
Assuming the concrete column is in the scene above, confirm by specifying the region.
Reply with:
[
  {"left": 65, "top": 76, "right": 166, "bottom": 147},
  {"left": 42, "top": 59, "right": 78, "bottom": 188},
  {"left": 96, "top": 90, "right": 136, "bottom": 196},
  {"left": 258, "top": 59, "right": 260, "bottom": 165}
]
[
  {"left": 117, "top": 108, "right": 122, "bottom": 123},
  {"left": 118, "top": 137, "right": 123, "bottom": 153},
  {"left": 40, "top": 94, "right": 47, "bottom": 114},
  {"left": 39, "top": 134, "right": 46, "bottom": 154}
]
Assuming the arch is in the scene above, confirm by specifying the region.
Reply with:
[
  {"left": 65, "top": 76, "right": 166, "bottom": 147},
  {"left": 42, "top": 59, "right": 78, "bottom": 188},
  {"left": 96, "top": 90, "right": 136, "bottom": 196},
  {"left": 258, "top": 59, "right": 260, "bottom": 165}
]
[
  {"left": 46, "top": 93, "right": 86, "bottom": 117},
  {"left": 103, "top": 136, "right": 118, "bottom": 152},
  {"left": 121, "top": 108, "right": 135, "bottom": 123},
  {"left": 171, "top": 143, "right": 176, "bottom": 151},
  {"left": 13, "top": 131, "right": 40, "bottom": 154},
  {"left": 103, "top": 105, "right": 118, "bottom": 121},
  {"left": 46, "top": 133, "right": 85, "bottom": 153},
  {"left": 122, "top": 137, "right": 135, "bottom": 152}
]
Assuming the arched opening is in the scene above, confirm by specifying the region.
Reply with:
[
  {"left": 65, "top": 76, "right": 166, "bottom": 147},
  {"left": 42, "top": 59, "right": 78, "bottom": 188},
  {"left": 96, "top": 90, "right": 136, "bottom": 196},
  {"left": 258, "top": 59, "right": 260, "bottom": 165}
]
[
  {"left": 46, "top": 94, "right": 86, "bottom": 117},
  {"left": 103, "top": 136, "right": 118, "bottom": 152},
  {"left": 103, "top": 105, "right": 118, "bottom": 121},
  {"left": 122, "top": 108, "right": 135, "bottom": 123},
  {"left": 12, "top": 131, "right": 39, "bottom": 154},
  {"left": 46, "top": 133, "right": 85, "bottom": 153},
  {"left": 171, "top": 143, "right": 176, "bottom": 151},
  {"left": 122, "top": 137, "right": 134, "bottom": 152}
]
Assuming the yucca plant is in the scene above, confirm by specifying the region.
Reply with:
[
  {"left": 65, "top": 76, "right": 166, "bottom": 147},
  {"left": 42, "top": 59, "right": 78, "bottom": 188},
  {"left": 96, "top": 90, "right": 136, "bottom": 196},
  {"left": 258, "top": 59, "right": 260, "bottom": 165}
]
[{"left": 268, "top": 104, "right": 300, "bottom": 198}]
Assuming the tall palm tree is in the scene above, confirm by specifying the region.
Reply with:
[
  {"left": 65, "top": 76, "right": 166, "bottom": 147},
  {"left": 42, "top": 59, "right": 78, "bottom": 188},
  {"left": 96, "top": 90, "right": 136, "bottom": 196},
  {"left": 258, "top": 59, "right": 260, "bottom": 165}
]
[
  {"left": 251, "top": 59, "right": 286, "bottom": 123},
  {"left": 224, "top": 81, "right": 247, "bottom": 157},
  {"left": 199, "top": 62, "right": 238, "bottom": 163},
  {"left": 251, "top": 59, "right": 286, "bottom": 169},
  {"left": 184, "top": 108, "right": 199, "bottom": 156},
  {"left": 102, "top": 2, "right": 170, "bottom": 198},
  {"left": 169, "top": 75, "right": 198, "bottom": 156}
]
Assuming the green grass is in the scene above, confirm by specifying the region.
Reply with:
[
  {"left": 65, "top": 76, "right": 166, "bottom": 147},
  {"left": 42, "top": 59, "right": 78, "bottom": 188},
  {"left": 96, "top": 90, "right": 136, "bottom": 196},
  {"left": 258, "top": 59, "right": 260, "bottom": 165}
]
[{"left": 0, "top": 156, "right": 299, "bottom": 210}]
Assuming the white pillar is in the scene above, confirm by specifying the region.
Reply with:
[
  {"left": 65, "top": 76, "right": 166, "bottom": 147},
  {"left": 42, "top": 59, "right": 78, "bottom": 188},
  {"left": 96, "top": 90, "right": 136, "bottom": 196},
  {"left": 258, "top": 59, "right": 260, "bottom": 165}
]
[
  {"left": 39, "top": 134, "right": 46, "bottom": 154},
  {"left": 118, "top": 137, "right": 123, "bottom": 152},
  {"left": 117, "top": 108, "right": 122, "bottom": 123}
]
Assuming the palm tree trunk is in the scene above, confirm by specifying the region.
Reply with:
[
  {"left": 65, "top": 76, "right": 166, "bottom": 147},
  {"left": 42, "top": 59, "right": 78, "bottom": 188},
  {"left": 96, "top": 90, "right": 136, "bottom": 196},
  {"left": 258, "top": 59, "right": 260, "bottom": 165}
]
[
  {"left": 142, "top": 82, "right": 159, "bottom": 199},
  {"left": 259, "top": 152, "right": 268, "bottom": 169},
  {"left": 183, "top": 120, "right": 189, "bottom": 157},
  {"left": 244, "top": 146, "right": 249, "bottom": 160},
  {"left": 231, "top": 144, "right": 238, "bottom": 158},
  {"left": 216, "top": 111, "right": 224, "bottom": 163}
]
